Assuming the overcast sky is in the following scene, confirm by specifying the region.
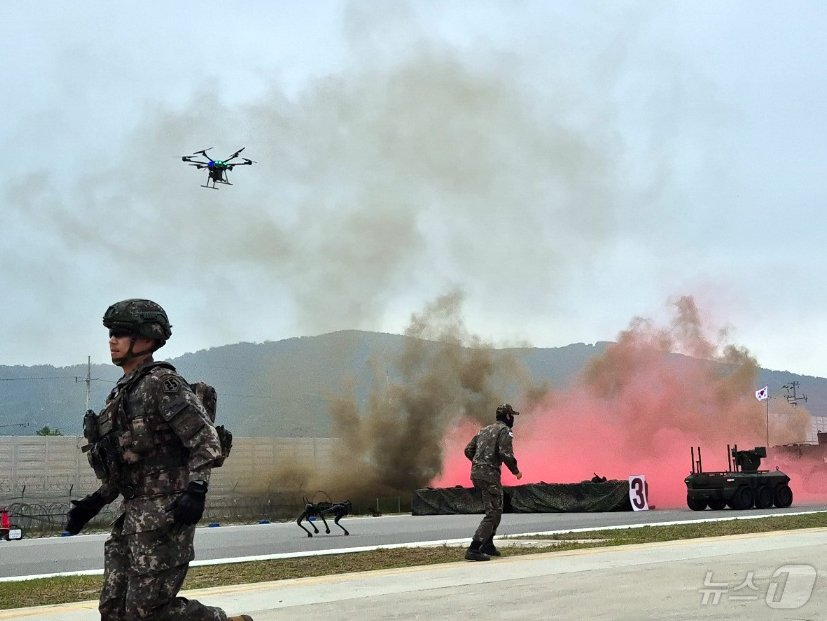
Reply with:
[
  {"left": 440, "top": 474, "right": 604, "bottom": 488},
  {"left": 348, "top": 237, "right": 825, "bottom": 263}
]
[{"left": 2, "top": 1, "right": 826, "bottom": 376}]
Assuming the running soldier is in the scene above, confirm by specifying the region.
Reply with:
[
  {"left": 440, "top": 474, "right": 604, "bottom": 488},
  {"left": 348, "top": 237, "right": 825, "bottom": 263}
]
[
  {"left": 65, "top": 299, "right": 252, "bottom": 621},
  {"left": 463, "top": 403, "right": 522, "bottom": 561}
]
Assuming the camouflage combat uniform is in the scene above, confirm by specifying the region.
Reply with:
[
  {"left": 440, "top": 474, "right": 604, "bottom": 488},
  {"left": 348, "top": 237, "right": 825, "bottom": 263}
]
[
  {"left": 91, "top": 361, "right": 227, "bottom": 621},
  {"left": 464, "top": 421, "right": 519, "bottom": 543}
]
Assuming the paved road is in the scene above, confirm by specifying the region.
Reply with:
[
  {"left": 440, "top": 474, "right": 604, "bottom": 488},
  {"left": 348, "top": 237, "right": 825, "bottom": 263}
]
[
  {"left": 1, "top": 504, "right": 824, "bottom": 579},
  {"left": 4, "top": 528, "right": 827, "bottom": 620}
]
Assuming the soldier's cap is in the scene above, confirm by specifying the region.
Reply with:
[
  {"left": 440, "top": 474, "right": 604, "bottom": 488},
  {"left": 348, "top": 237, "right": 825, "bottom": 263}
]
[{"left": 497, "top": 403, "right": 519, "bottom": 416}]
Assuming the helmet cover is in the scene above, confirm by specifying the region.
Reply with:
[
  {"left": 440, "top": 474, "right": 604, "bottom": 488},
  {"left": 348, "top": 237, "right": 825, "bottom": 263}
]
[{"left": 103, "top": 299, "right": 172, "bottom": 343}]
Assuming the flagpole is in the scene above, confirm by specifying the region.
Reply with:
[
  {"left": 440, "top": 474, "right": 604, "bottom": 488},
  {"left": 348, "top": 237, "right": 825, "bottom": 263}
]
[{"left": 756, "top": 386, "right": 770, "bottom": 447}]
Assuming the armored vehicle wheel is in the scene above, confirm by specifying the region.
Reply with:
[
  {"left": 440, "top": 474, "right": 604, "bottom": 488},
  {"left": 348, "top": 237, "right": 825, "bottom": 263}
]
[
  {"left": 731, "top": 486, "right": 754, "bottom": 510},
  {"left": 687, "top": 495, "right": 707, "bottom": 511},
  {"left": 755, "top": 485, "right": 774, "bottom": 509},
  {"left": 774, "top": 484, "right": 793, "bottom": 508},
  {"left": 707, "top": 498, "right": 726, "bottom": 511}
]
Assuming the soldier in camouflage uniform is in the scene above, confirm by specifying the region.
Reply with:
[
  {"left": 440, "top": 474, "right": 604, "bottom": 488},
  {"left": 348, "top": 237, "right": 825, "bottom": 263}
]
[
  {"left": 65, "top": 299, "right": 253, "bottom": 621},
  {"left": 463, "top": 403, "right": 522, "bottom": 561}
]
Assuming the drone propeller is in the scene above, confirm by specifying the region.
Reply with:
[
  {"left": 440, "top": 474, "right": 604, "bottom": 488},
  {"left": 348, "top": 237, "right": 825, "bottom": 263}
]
[
  {"left": 227, "top": 158, "right": 258, "bottom": 170},
  {"left": 225, "top": 147, "right": 246, "bottom": 161}
]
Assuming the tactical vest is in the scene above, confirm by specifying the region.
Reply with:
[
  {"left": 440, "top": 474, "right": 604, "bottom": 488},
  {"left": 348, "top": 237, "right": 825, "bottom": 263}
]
[{"left": 82, "top": 362, "right": 228, "bottom": 498}]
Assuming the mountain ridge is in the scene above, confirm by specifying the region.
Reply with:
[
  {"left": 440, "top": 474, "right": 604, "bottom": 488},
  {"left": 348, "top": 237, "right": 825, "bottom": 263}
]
[{"left": 1, "top": 330, "right": 825, "bottom": 437}]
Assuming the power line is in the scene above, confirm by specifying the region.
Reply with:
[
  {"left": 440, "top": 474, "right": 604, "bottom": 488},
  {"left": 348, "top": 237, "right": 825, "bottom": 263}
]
[
  {"left": 222, "top": 391, "right": 327, "bottom": 400},
  {"left": 0, "top": 376, "right": 76, "bottom": 381}
]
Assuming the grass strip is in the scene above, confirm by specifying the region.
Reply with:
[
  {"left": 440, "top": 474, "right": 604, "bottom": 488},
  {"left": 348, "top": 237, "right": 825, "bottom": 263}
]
[
  {"left": 2, "top": 512, "right": 825, "bottom": 610},
  {"left": 528, "top": 511, "right": 827, "bottom": 544}
]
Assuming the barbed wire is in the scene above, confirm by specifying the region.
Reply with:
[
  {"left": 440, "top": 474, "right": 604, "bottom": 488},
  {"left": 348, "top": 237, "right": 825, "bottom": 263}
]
[{"left": 2, "top": 492, "right": 408, "bottom": 535}]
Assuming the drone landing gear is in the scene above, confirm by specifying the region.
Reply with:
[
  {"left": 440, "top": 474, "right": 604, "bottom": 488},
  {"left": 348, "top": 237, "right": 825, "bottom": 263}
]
[{"left": 202, "top": 179, "right": 232, "bottom": 189}]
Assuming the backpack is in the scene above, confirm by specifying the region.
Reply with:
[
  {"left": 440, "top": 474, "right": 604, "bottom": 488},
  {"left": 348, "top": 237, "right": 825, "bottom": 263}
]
[
  {"left": 189, "top": 380, "right": 233, "bottom": 467},
  {"left": 127, "top": 362, "right": 233, "bottom": 468}
]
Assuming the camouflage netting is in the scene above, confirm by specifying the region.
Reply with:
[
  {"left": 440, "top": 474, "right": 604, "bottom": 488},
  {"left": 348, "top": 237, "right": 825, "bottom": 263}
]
[{"left": 411, "top": 481, "right": 633, "bottom": 515}]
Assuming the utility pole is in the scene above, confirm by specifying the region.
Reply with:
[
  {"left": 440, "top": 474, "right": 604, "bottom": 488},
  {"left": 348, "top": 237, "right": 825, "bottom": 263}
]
[
  {"left": 75, "top": 356, "right": 92, "bottom": 411},
  {"left": 782, "top": 381, "right": 808, "bottom": 407}
]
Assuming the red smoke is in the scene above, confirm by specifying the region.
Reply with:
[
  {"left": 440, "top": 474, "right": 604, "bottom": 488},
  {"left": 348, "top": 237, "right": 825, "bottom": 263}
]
[{"left": 433, "top": 297, "right": 820, "bottom": 508}]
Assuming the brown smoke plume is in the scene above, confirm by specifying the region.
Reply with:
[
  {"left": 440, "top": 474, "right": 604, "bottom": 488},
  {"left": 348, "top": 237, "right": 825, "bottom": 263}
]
[{"left": 309, "top": 290, "right": 545, "bottom": 501}]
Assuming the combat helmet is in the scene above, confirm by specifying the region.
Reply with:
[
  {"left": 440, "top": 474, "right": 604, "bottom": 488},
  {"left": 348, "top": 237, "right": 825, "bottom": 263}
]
[
  {"left": 103, "top": 299, "right": 172, "bottom": 346},
  {"left": 496, "top": 403, "right": 519, "bottom": 428}
]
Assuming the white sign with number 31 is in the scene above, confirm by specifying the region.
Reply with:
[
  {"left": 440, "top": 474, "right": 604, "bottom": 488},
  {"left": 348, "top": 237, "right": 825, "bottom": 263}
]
[{"left": 628, "top": 475, "right": 649, "bottom": 511}]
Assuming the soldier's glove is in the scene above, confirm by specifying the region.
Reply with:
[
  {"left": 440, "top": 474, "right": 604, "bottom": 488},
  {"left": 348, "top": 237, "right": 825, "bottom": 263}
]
[
  {"left": 171, "top": 481, "right": 208, "bottom": 526},
  {"left": 65, "top": 491, "right": 107, "bottom": 535}
]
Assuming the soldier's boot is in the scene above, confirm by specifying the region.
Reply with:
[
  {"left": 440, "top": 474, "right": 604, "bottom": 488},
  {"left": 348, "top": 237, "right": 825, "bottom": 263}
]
[
  {"left": 227, "top": 616, "right": 254, "bottom": 621},
  {"left": 480, "top": 536, "right": 501, "bottom": 557},
  {"left": 464, "top": 538, "right": 491, "bottom": 561}
]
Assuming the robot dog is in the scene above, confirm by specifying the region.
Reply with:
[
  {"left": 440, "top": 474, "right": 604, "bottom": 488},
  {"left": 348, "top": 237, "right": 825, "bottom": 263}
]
[{"left": 296, "top": 496, "right": 352, "bottom": 537}]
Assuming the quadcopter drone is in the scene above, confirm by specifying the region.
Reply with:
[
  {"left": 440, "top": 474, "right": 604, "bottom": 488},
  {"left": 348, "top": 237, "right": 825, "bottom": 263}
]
[{"left": 181, "top": 147, "right": 256, "bottom": 189}]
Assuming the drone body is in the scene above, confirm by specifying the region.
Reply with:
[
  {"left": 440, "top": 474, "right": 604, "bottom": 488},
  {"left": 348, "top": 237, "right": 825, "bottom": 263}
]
[{"left": 181, "top": 147, "right": 255, "bottom": 189}]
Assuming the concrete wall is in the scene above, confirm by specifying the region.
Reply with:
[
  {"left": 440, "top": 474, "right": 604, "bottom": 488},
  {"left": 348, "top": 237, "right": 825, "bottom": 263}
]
[{"left": 0, "top": 436, "right": 334, "bottom": 503}]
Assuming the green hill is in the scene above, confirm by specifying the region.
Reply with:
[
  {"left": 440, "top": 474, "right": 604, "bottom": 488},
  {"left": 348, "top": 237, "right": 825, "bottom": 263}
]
[{"left": 1, "top": 330, "right": 825, "bottom": 437}]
